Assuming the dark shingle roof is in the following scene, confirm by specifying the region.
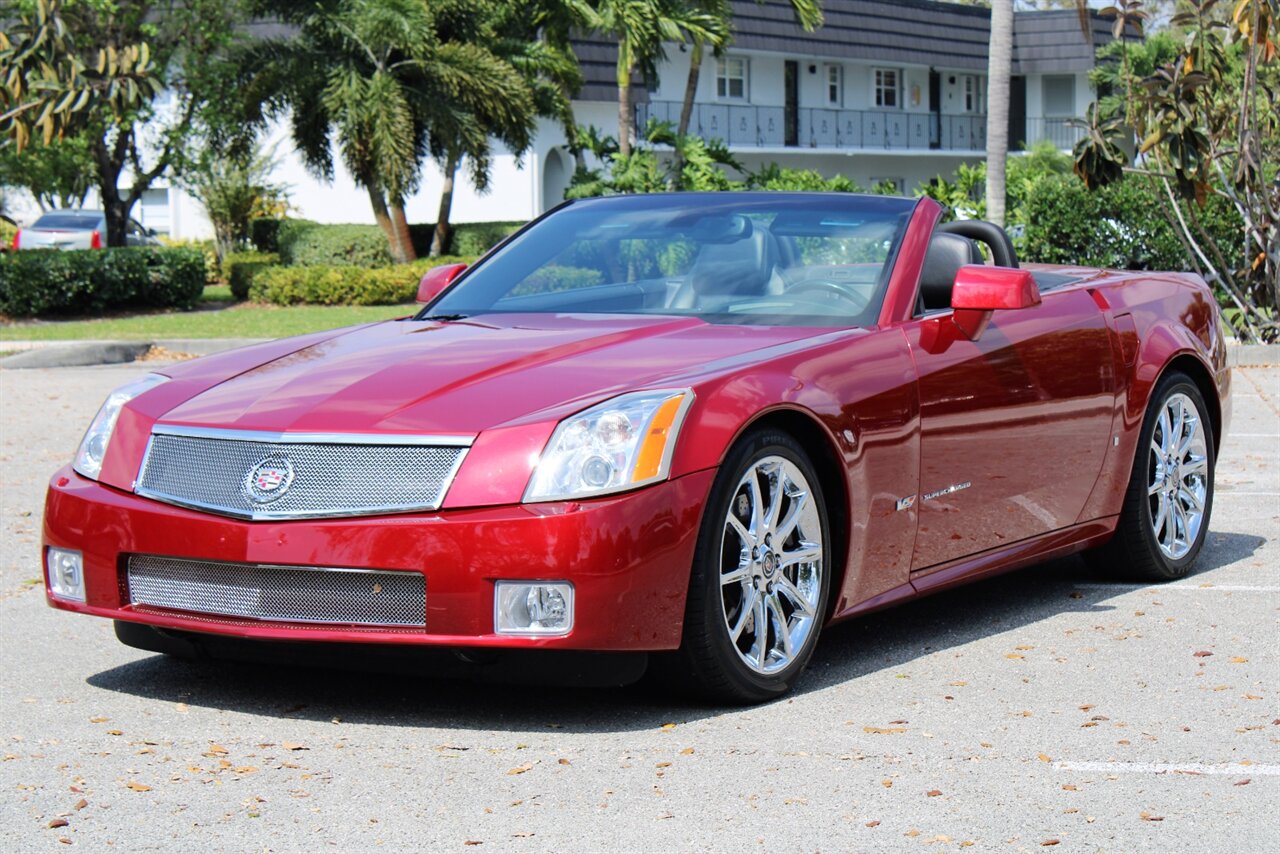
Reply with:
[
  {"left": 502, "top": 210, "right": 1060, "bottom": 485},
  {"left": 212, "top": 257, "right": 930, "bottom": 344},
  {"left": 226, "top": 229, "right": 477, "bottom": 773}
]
[{"left": 572, "top": 0, "right": 1134, "bottom": 101}]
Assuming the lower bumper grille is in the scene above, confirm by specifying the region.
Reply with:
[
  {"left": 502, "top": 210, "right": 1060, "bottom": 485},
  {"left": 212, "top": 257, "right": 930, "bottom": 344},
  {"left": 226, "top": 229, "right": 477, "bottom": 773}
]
[{"left": 126, "top": 555, "right": 426, "bottom": 627}]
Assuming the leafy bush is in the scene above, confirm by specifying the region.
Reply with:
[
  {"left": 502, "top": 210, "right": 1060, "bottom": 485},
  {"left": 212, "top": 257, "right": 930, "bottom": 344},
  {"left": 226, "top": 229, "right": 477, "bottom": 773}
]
[
  {"left": 249, "top": 256, "right": 477, "bottom": 306},
  {"left": 282, "top": 223, "right": 393, "bottom": 267},
  {"left": 511, "top": 265, "right": 604, "bottom": 296},
  {"left": 448, "top": 222, "right": 523, "bottom": 257},
  {"left": 0, "top": 218, "right": 18, "bottom": 249},
  {"left": 224, "top": 250, "right": 280, "bottom": 300},
  {"left": 159, "top": 236, "right": 220, "bottom": 283},
  {"left": 1021, "top": 175, "right": 1243, "bottom": 273},
  {"left": 0, "top": 247, "right": 207, "bottom": 317},
  {"left": 250, "top": 217, "right": 520, "bottom": 264}
]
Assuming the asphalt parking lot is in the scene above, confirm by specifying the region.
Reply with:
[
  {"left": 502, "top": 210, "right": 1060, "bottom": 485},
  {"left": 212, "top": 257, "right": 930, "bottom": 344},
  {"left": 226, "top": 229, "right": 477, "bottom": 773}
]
[{"left": 1, "top": 363, "right": 1277, "bottom": 853}]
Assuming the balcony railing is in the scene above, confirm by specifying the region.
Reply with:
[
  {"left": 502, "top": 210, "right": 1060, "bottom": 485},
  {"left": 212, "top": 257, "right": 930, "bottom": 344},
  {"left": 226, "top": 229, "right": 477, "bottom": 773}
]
[{"left": 636, "top": 101, "right": 1082, "bottom": 152}]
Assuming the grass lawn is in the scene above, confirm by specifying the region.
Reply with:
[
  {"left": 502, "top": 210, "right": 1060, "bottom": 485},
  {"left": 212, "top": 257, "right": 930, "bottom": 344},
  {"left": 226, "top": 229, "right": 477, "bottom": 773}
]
[{"left": 0, "top": 285, "right": 415, "bottom": 342}]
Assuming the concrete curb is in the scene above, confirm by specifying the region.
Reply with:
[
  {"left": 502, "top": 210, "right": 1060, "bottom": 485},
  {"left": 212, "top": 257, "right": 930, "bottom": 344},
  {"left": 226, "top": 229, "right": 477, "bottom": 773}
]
[
  {"left": 0, "top": 338, "right": 268, "bottom": 370},
  {"left": 1228, "top": 344, "right": 1280, "bottom": 367}
]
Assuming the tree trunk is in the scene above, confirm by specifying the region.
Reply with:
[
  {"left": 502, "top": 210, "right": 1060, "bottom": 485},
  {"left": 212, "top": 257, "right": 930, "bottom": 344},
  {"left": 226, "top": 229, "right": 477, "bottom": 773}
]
[
  {"left": 984, "top": 0, "right": 1013, "bottom": 228},
  {"left": 389, "top": 202, "right": 416, "bottom": 264},
  {"left": 617, "top": 38, "right": 633, "bottom": 158},
  {"left": 430, "top": 151, "right": 460, "bottom": 258},
  {"left": 93, "top": 132, "right": 131, "bottom": 247},
  {"left": 677, "top": 42, "right": 703, "bottom": 139},
  {"left": 365, "top": 185, "right": 400, "bottom": 259},
  {"left": 672, "top": 41, "right": 705, "bottom": 177}
]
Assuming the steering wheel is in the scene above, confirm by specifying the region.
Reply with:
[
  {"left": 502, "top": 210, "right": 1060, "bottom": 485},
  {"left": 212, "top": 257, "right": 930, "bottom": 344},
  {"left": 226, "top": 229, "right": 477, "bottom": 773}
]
[{"left": 787, "top": 280, "right": 870, "bottom": 311}]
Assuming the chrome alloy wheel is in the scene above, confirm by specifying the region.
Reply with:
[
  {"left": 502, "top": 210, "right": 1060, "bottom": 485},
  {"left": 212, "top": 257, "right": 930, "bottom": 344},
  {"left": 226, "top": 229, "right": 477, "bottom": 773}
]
[
  {"left": 719, "top": 456, "right": 823, "bottom": 675},
  {"left": 1148, "top": 392, "right": 1209, "bottom": 560}
]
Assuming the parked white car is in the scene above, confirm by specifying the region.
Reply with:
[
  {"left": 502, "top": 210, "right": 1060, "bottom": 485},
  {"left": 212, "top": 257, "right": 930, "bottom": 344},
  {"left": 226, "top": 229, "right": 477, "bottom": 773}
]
[{"left": 12, "top": 210, "right": 161, "bottom": 250}]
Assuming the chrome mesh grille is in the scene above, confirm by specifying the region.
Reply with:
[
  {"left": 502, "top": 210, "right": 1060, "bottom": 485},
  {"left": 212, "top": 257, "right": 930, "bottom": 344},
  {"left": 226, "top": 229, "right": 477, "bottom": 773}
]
[
  {"left": 136, "top": 429, "right": 468, "bottom": 520},
  {"left": 126, "top": 555, "right": 426, "bottom": 627}
]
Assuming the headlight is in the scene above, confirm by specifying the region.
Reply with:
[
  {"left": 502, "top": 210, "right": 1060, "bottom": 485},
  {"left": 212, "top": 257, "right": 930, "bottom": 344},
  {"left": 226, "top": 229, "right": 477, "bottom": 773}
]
[
  {"left": 524, "top": 389, "right": 694, "bottom": 502},
  {"left": 73, "top": 373, "right": 169, "bottom": 480}
]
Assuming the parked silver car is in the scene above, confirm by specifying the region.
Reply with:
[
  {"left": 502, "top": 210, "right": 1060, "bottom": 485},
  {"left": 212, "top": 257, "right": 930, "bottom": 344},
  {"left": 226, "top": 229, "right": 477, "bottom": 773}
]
[{"left": 12, "top": 210, "right": 161, "bottom": 250}]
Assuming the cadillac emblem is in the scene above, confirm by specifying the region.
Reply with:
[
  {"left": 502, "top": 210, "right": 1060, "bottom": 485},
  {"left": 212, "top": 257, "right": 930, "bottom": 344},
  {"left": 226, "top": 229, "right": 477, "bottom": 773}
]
[{"left": 245, "top": 457, "right": 295, "bottom": 504}]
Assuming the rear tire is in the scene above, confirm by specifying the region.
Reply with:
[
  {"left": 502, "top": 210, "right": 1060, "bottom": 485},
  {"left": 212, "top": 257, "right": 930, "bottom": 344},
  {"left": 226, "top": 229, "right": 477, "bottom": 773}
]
[
  {"left": 660, "top": 429, "right": 831, "bottom": 704},
  {"left": 1086, "top": 371, "right": 1215, "bottom": 581}
]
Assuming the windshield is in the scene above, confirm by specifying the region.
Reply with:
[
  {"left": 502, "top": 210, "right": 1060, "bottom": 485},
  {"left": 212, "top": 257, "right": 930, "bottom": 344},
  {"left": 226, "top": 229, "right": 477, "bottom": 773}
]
[
  {"left": 421, "top": 193, "right": 916, "bottom": 327},
  {"left": 32, "top": 212, "right": 104, "bottom": 230}
]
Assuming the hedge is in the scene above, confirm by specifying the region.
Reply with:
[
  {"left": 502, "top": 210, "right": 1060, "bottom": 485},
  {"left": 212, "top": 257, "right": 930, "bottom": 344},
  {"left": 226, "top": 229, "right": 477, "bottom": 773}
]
[
  {"left": 0, "top": 247, "right": 207, "bottom": 317},
  {"left": 249, "top": 256, "right": 477, "bottom": 306},
  {"left": 1021, "top": 175, "right": 1244, "bottom": 273},
  {"left": 224, "top": 250, "right": 280, "bottom": 300},
  {"left": 249, "top": 217, "right": 521, "bottom": 264}
]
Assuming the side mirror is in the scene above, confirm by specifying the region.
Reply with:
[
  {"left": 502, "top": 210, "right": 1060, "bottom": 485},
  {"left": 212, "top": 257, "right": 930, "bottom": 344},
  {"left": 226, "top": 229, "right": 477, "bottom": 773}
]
[
  {"left": 949, "top": 264, "right": 1040, "bottom": 340},
  {"left": 146, "top": 227, "right": 158, "bottom": 237},
  {"left": 417, "top": 263, "right": 467, "bottom": 304}
]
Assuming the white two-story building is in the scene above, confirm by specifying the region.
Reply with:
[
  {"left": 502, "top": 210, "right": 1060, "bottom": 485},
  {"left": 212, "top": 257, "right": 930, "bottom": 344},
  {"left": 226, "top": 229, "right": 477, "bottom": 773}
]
[{"left": 9, "top": 1, "right": 1126, "bottom": 238}]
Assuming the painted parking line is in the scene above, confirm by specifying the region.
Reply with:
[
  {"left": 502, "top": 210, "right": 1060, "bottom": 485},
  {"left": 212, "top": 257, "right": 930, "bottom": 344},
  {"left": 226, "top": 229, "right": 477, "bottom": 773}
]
[
  {"left": 1071, "top": 583, "right": 1280, "bottom": 592},
  {"left": 1226, "top": 433, "right": 1280, "bottom": 438},
  {"left": 1055, "top": 761, "right": 1280, "bottom": 777},
  {"left": 1215, "top": 491, "right": 1280, "bottom": 496}
]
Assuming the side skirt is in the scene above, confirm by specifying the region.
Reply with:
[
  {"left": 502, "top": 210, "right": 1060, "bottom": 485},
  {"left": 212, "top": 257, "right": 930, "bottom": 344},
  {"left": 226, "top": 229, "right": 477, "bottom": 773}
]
[{"left": 827, "top": 517, "right": 1118, "bottom": 624}]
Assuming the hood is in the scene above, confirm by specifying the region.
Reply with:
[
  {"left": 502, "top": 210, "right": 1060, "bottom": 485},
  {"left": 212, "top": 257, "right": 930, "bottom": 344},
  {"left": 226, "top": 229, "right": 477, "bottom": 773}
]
[{"left": 156, "top": 314, "right": 827, "bottom": 436}]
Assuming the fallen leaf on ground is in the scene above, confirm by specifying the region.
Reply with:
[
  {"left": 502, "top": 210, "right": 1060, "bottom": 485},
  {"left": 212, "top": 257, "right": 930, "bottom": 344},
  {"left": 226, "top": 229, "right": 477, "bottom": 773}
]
[
  {"left": 557, "top": 758, "right": 571, "bottom": 766},
  {"left": 89, "top": 716, "right": 108, "bottom": 724},
  {"left": 48, "top": 818, "right": 69, "bottom": 828},
  {"left": 1038, "top": 753, "right": 1052, "bottom": 763},
  {"left": 864, "top": 726, "right": 907, "bottom": 734},
  {"left": 926, "top": 789, "right": 942, "bottom": 797},
  {"left": 463, "top": 841, "right": 482, "bottom": 846},
  {"left": 281, "top": 742, "right": 307, "bottom": 751},
  {"left": 1041, "top": 840, "right": 1060, "bottom": 846},
  {"left": 207, "top": 744, "right": 229, "bottom": 755},
  {"left": 865, "top": 820, "right": 880, "bottom": 827},
  {"left": 680, "top": 747, "right": 694, "bottom": 755},
  {"left": 1140, "top": 811, "right": 1164, "bottom": 822},
  {"left": 507, "top": 763, "right": 534, "bottom": 775},
  {"left": 73, "top": 799, "right": 87, "bottom": 810},
  {"left": 1062, "top": 784, "right": 1078, "bottom": 791},
  {"left": 1006, "top": 654, "right": 1025, "bottom": 660},
  {"left": 1193, "top": 650, "right": 1213, "bottom": 658},
  {"left": 1234, "top": 779, "right": 1250, "bottom": 786},
  {"left": 512, "top": 832, "right": 534, "bottom": 838},
  {"left": 881, "top": 779, "right": 893, "bottom": 788},
  {"left": 1230, "top": 657, "right": 1248, "bottom": 664},
  {"left": 125, "top": 782, "right": 151, "bottom": 792},
  {"left": 660, "top": 723, "right": 676, "bottom": 731}
]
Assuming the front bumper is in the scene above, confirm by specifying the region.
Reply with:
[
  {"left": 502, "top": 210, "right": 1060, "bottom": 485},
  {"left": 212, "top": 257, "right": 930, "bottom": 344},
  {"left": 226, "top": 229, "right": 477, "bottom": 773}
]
[{"left": 42, "top": 466, "right": 714, "bottom": 651}]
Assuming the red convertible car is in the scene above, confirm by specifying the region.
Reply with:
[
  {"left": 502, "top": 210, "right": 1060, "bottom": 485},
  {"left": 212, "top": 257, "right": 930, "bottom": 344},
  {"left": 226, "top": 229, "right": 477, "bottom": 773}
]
[{"left": 42, "top": 193, "right": 1229, "bottom": 703}]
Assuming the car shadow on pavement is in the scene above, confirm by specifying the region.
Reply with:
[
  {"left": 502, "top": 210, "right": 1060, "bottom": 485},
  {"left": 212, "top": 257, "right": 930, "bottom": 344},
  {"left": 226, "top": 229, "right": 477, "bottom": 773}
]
[{"left": 84, "top": 531, "right": 1265, "bottom": 732}]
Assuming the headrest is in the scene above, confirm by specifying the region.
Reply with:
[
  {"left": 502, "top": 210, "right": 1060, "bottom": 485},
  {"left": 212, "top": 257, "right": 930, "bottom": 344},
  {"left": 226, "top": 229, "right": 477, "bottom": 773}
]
[{"left": 690, "top": 226, "right": 776, "bottom": 297}]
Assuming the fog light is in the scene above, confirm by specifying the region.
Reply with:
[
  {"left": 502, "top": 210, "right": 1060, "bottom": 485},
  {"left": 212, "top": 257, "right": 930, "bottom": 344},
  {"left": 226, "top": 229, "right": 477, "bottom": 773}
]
[
  {"left": 494, "top": 581, "right": 574, "bottom": 636},
  {"left": 47, "top": 548, "right": 85, "bottom": 602}
]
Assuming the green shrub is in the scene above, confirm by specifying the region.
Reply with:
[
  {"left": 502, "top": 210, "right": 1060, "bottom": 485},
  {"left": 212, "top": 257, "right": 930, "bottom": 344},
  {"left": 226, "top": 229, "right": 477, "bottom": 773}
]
[
  {"left": 511, "top": 265, "right": 604, "bottom": 296},
  {"left": 282, "top": 223, "right": 392, "bottom": 267},
  {"left": 160, "top": 236, "right": 220, "bottom": 283},
  {"left": 0, "top": 247, "right": 207, "bottom": 317},
  {"left": 249, "top": 217, "right": 315, "bottom": 254},
  {"left": 450, "top": 222, "right": 523, "bottom": 256},
  {"left": 224, "top": 250, "right": 280, "bottom": 300},
  {"left": 1021, "top": 175, "right": 1243, "bottom": 272},
  {"left": 249, "top": 256, "right": 477, "bottom": 306}
]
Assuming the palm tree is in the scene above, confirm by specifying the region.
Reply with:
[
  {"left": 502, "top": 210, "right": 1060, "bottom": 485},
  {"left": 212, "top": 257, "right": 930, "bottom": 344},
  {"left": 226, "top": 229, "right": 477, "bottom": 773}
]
[
  {"left": 985, "top": 0, "right": 1014, "bottom": 228},
  {"left": 428, "top": 4, "right": 578, "bottom": 255},
  {"left": 674, "top": 1, "right": 822, "bottom": 152},
  {"left": 243, "top": 0, "right": 539, "bottom": 263},
  {"left": 582, "top": 0, "right": 723, "bottom": 157}
]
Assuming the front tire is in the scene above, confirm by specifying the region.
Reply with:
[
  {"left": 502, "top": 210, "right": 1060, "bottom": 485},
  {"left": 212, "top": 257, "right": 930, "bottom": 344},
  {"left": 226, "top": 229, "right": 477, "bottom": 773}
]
[
  {"left": 664, "top": 429, "right": 831, "bottom": 704},
  {"left": 1088, "top": 371, "right": 1215, "bottom": 581}
]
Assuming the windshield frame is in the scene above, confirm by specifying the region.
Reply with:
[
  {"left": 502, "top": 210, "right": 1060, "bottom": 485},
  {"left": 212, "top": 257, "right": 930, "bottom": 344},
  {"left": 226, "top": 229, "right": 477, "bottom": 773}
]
[{"left": 416, "top": 192, "right": 920, "bottom": 329}]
